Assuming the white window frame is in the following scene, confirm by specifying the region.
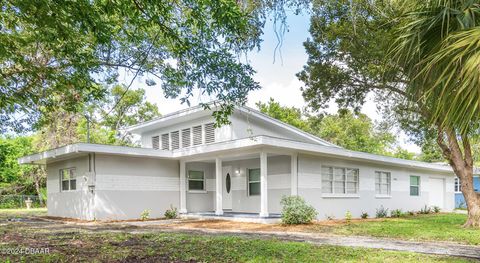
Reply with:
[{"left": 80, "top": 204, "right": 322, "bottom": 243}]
[
  {"left": 247, "top": 168, "right": 261, "bottom": 196},
  {"left": 321, "top": 166, "right": 359, "bottom": 197},
  {"left": 375, "top": 171, "right": 391, "bottom": 197},
  {"left": 410, "top": 175, "right": 420, "bottom": 196},
  {"left": 60, "top": 168, "right": 77, "bottom": 192},
  {"left": 187, "top": 170, "right": 206, "bottom": 193},
  {"left": 454, "top": 177, "right": 462, "bottom": 193}
]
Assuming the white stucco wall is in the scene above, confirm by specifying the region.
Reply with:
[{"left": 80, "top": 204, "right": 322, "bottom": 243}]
[
  {"left": 93, "top": 154, "right": 180, "bottom": 220},
  {"left": 297, "top": 154, "right": 455, "bottom": 219},
  {"left": 221, "top": 155, "right": 291, "bottom": 214},
  {"left": 46, "top": 155, "right": 93, "bottom": 220}
]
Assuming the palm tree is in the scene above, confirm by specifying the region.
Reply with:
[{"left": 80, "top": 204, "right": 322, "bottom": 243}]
[{"left": 391, "top": 0, "right": 480, "bottom": 227}]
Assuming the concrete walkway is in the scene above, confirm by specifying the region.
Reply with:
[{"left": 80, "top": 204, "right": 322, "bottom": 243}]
[{"left": 120, "top": 224, "right": 480, "bottom": 260}]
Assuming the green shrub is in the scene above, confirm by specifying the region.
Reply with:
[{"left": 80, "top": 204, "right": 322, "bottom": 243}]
[
  {"left": 408, "top": 210, "right": 416, "bottom": 216},
  {"left": 376, "top": 205, "right": 389, "bottom": 218},
  {"left": 419, "top": 205, "right": 431, "bottom": 214},
  {"left": 140, "top": 209, "right": 151, "bottom": 221},
  {"left": 345, "top": 211, "right": 352, "bottom": 223},
  {"left": 164, "top": 205, "right": 178, "bottom": 219},
  {"left": 432, "top": 206, "right": 441, "bottom": 213},
  {"left": 360, "top": 212, "right": 369, "bottom": 219},
  {"left": 390, "top": 209, "right": 403, "bottom": 218},
  {"left": 280, "top": 196, "right": 317, "bottom": 224}
]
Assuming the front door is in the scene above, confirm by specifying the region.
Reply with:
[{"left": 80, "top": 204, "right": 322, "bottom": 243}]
[
  {"left": 428, "top": 177, "right": 445, "bottom": 209},
  {"left": 222, "top": 166, "right": 233, "bottom": 210}
]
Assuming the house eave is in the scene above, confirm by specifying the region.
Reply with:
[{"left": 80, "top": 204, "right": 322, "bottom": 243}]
[{"left": 19, "top": 136, "right": 453, "bottom": 173}]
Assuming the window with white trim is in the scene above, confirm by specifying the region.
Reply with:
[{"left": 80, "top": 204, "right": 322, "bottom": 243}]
[
  {"left": 248, "top": 168, "right": 261, "bottom": 196},
  {"left": 181, "top": 128, "right": 191, "bottom": 148},
  {"left": 454, "top": 177, "right": 461, "bottom": 193},
  {"left": 152, "top": 136, "right": 159, "bottom": 150},
  {"left": 60, "top": 168, "right": 76, "bottom": 191},
  {"left": 188, "top": 170, "right": 205, "bottom": 191},
  {"left": 171, "top": 131, "right": 179, "bottom": 150},
  {"left": 204, "top": 122, "right": 215, "bottom": 144},
  {"left": 375, "top": 171, "right": 391, "bottom": 195},
  {"left": 321, "top": 166, "right": 359, "bottom": 194},
  {"left": 410, "top": 175, "right": 420, "bottom": 196},
  {"left": 161, "top": 133, "right": 169, "bottom": 150},
  {"left": 192, "top": 125, "right": 202, "bottom": 145}
]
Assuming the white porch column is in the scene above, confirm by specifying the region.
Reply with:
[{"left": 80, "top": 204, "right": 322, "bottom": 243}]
[
  {"left": 179, "top": 160, "right": 187, "bottom": 213},
  {"left": 260, "top": 151, "right": 269, "bottom": 217},
  {"left": 215, "top": 157, "right": 223, "bottom": 215},
  {"left": 291, "top": 153, "right": 298, "bottom": 196}
]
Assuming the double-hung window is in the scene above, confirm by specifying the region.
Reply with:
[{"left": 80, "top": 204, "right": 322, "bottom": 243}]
[
  {"left": 322, "top": 166, "right": 359, "bottom": 195},
  {"left": 188, "top": 171, "right": 205, "bottom": 191},
  {"left": 248, "top": 168, "right": 261, "bottom": 196},
  {"left": 454, "top": 177, "right": 461, "bottom": 193},
  {"left": 410, "top": 176, "right": 420, "bottom": 196},
  {"left": 61, "top": 168, "right": 76, "bottom": 191},
  {"left": 375, "top": 171, "right": 391, "bottom": 196}
]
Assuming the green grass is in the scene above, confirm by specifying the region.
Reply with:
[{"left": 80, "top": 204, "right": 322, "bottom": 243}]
[
  {"left": 0, "top": 208, "right": 47, "bottom": 220},
  {"left": 329, "top": 213, "right": 480, "bottom": 245},
  {"left": 0, "top": 209, "right": 473, "bottom": 262},
  {"left": 0, "top": 232, "right": 472, "bottom": 262}
]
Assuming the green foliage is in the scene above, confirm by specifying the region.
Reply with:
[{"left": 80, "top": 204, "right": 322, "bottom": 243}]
[
  {"left": 0, "top": 0, "right": 265, "bottom": 132},
  {"left": 432, "top": 206, "right": 441, "bottom": 214},
  {"left": 391, "top": 1, "right": 480, "bottom": 134},
  {"left": 280, "top": 195, "right": 318, "bottom": 224},
  {"left": 256, "top": 98, "right": 310, "bottom": 131},
  {"left": 345, "top": 211, "right": 352, "bottom": 223},
  {"left": 140, "top": 209, "right": 151, "bottom": 221},
  {"left": 375, "top": 206, "right": 389, "bottom": 218},
  {"left": 390, "top": 209, "right": 403, "bottom": 218},
  {"left": 360, "top": 212, "right": 369, "bottom": 219},
  {"left": 164, "top": 205, "right": 178, "bottom": 219},
  {"left": 419, "top": 205, "right": 431, "bottom": 215},
  {"left": 257, "top": 98, "right": 415, "bottom": 157},
  {"left": 0, "top": 136, "right": 36, "bottom": 193}
]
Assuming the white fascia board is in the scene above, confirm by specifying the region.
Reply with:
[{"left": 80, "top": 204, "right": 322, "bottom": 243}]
[
  {"left": 173, "top": 136, "right": 453, "bottom": 173},
  {"left": 234, "top": 106, "right": 341, "bottom": 148},
  {"left": 18, "top": 143, "right": 172, "bottom": 164},
  {"left": 124, "top": 104, "right": 212, "bottom": 134}
]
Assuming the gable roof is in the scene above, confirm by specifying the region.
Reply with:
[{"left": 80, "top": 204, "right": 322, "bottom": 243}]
[{"left": 125, "top": 102, "right": 340, "bottom": 148}]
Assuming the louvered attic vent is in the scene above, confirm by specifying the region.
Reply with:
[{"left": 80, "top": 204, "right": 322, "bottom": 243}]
[
  {"left": 161, "top": 133, "right": 169, "bottom": 150},
  {"left": 204, "top": 123, "right": 215, "bottom": 144},
  {"left": 152, "top": 136, "right": 159, "bottom": 150}
]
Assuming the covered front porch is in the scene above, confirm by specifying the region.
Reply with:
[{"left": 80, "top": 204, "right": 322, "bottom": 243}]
[{"left": 178, "top": 150, "right": 299, "bottom": 218}]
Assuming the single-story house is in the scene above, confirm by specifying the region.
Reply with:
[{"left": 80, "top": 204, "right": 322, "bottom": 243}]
[
  {"left": 19, "top": 104, "right": 455, "bottom": 220},
  {"left": 455, "top": 176, "right": 479, "bottom": 208}
]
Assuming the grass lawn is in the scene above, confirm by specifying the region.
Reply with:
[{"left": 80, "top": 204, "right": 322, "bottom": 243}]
[
  {"left": 327, "top": 213, "right": 480, "bottom": 245},
  {"left": 0, "top": 231, "right": 473, "bottom": 262},
  {"left": 0, "top": 209, "right": 473, "bottom": 262}
]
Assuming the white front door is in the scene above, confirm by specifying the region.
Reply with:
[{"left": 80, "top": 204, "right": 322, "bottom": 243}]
[
  {"left": 222, "top": 166, "right": 233, "bottom": 210},
  {"left": 428, "top": 178, "right": 445, "bottom": 209}
]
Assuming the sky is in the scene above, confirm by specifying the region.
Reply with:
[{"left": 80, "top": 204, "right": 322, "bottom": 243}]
[{"left": 119, "top": 12, "right": 420, "bottom": 152}]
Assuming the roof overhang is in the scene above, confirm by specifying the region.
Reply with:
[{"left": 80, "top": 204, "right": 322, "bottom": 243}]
[
  {"left": 19, "top": 136, "right": 453, "bottom": 173},
  {"left": 18, "top": 143, "right": 172, "bottom": 165}
]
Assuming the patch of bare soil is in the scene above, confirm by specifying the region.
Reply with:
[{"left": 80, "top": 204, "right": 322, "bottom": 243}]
[{"left": 160, "top": 218, "right": 389, "bottom": 233}]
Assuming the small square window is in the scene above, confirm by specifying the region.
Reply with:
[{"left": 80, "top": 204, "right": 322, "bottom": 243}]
[
  {"left": 60, "top": 168, "right": 76, "bottom": 191},
  {"left": 188, "top": 170, "right": 205, "bottom": 191}
]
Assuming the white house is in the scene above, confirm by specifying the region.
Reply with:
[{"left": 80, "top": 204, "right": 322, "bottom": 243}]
[{"left": 18, "top": 104, "right": 455, "bottom": 220}]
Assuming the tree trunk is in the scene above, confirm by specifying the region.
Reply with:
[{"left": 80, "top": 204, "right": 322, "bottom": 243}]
[{"left": 437, "top": 127, "right": 480, "bottom": 227}]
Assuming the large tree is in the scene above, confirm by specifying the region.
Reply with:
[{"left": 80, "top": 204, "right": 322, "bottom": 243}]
[
  {"left": 256, "top": 98, "right": 406, "bottom": 157},
  {"left": 298, "top": 0, "right": 480, "bottom": 226},
  {"left": 0, "top": 0, "right": 267, "bottom": 132}
]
